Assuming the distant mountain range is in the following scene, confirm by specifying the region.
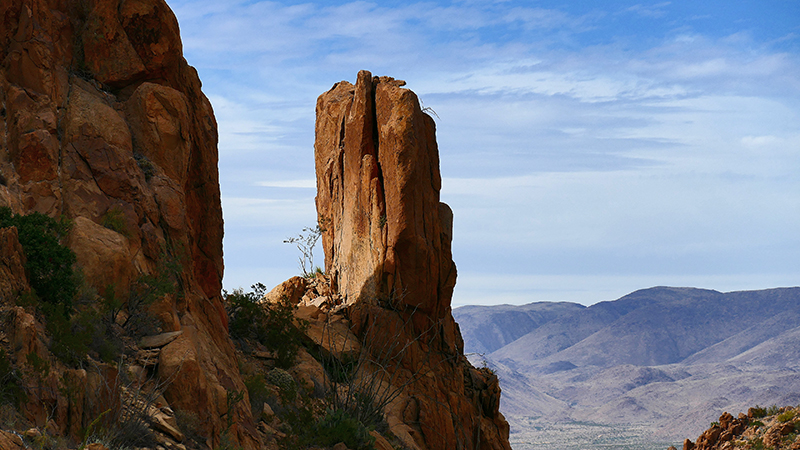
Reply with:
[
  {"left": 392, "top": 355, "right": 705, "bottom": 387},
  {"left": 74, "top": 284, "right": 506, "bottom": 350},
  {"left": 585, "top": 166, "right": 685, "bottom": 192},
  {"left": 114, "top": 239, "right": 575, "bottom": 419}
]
[{"left": 454, "top": 286, "right": 800, "bottom": 442}]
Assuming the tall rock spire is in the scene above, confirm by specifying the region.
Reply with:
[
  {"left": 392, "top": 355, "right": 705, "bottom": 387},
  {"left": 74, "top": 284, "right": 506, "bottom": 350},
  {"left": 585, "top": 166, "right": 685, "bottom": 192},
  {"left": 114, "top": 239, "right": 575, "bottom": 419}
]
[
  {"left": 314, "top": 70, "right": 510, "bottom": 450},
  {"left": 315, "top": 70, "right": 456, "bottom": 320}
]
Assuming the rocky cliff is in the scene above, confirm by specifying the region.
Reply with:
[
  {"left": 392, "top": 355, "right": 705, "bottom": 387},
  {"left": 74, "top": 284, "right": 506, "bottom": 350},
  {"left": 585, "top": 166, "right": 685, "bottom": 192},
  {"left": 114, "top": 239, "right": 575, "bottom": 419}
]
[
  {"left": 0, "top": 0, "right": 257, "bottom": 447},
  {"left": 314, "top": 70, "right": 511, "bottom": 450}
]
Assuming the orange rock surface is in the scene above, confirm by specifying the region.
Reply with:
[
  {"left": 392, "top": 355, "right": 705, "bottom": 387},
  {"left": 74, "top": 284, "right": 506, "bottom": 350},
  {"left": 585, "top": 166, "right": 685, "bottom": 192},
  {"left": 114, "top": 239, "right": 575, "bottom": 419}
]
[
  {"left": 314, "top": 70, "right": 511, "bottom": 450},
  {"left": 0, "top": 0, "right": 256, "bottom": 447}
]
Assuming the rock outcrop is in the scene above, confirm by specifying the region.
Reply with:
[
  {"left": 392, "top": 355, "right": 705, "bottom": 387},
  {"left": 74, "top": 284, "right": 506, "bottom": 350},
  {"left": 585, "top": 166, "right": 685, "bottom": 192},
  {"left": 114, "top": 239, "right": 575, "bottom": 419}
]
[
  {"left": 314, "top": 70, "right": 511, "bottom": 450},
  {"left": 0, "top": 0, "right": 256, "bottom": 447},
  {"left": 684, "top": 407, "right": 800, "bottom": 450}
]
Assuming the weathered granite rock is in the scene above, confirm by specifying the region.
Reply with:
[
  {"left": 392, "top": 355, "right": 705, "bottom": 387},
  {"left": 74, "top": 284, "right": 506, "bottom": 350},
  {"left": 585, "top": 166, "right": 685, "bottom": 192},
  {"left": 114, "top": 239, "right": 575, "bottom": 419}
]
[
  {"left": 315, "top": 71, "right": 455, "bottom": 320},
  {"left": 139, "top": 330, "right": 184, "bottom": 349},
  {"left": 0, "top": 227, "right": 28, "bottom": 304},
  {"left": 314, "top": 70, "right": 511, "bottom": 450},
  {"left": 0, "top": 0, "right": 254, "bottom": 447},
  {"left": 262, "top": 276, "right": 308, "bottom": 305},
  {"left": 0, "top": 430, "right": 25, "bottom": 450}
]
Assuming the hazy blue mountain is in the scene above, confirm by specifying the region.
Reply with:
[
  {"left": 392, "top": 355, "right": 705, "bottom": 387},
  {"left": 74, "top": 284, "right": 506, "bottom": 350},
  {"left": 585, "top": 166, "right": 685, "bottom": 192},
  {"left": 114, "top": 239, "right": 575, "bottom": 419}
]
[
  {"left": 489, "top": 287, "right": 800, "bottom": 370},
  {"left": 454, "top": 286, "right": 800, "bottom": 442},
  {"left": 453, "top": 301, "right": 584, "bottom": 354}
]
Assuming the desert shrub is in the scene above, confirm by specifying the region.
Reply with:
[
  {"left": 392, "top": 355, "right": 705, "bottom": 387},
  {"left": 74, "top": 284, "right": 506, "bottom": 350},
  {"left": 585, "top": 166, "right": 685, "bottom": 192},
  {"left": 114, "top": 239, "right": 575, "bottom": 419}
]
[
  {"left": 47, "top": 305, "right": 122, "bottom": 367},
  {"left": 751, "top": 406, "right": 769, "bottom": 418},
  {"left": 115, "top": 251, "right": 181, "bottom": 338},
  {"left": 225, "top": 283, "right": 307, "bottom": 368},
  {"left": 0, "top": 207, "right": 77, "bottom": 311},
  {"left": 778, "top": 409, "right": 797, "bottom": 423},
  {"left": 321, "top": 307, "right": 449, "bottom": 431},
  {"left": 283, "top": 224, "right": 324, "bottom": 278},
  {"left": 133, "top": 152, "right": 156, "bottom": 181},
  {"left": 78, "top": 361, "right": 173, "bottom": 450},
  {"left": 267, "top": 368, "right": 297, "bottom": 402},
  {"left": 767, "top": 405, "right": 781, "bottom": 416},
  {"left": 312, "top": 409, "right": 375, "bottom": 450},
  {"left": 100, "top": 207, "right": 128, "bottom": 236},
  {"left": 751, "top": 437, "right": 766, "bottom": 450},
  {"left": 28, "top": 432, "right": 70, "bottom": 450}
]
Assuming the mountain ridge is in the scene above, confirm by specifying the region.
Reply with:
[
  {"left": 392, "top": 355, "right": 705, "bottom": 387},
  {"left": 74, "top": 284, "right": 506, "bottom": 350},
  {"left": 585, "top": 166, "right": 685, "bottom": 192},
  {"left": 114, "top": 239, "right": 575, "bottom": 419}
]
[{"left": 454, "top": 286, "right": 800, "bottom": 442}]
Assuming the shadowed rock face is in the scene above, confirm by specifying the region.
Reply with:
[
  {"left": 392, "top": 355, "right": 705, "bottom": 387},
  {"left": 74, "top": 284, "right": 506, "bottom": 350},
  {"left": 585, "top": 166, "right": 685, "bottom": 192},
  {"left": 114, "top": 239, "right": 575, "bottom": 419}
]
[
  {"left": 0, "top": 0, "right": 257, "bottom": 447},
  {"left": 314, "top": 70, "right": 511, "bottom": 450}
]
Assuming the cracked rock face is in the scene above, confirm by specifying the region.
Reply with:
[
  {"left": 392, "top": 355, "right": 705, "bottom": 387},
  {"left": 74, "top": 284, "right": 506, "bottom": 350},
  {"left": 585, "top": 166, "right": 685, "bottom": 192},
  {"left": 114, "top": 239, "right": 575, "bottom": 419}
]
[
  {"left": 314, "top": 70, "right": 456, "bottom": 320},
  {"left": 314, "top": 70, "right": 511, "bottom": 450},
  {"left": 0, "top": 0, "right": 257, "bottom": 447}
]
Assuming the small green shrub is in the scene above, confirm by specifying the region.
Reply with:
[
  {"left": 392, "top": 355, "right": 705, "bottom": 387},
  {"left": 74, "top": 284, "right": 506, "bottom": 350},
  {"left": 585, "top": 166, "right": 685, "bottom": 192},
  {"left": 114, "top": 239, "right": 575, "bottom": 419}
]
[
  {"left": 319, "top": 351, "right": 357, "bottom": 384},
  {"left": 750, "top": 420, "right": 765, "bottom": 428},
  {"left": 751, "top": 405, "right": 768, "bottom": 418},
  {"left": 26, "top": 352, "right": 50, "bottom": 378},
  {"left": 767, "top": 404, "right": 781, "bottom": 416},
  {"left": 751, "top": 437, "right": 766, "bottom": 450},
  {"left": 47, "top": 305, "right": 122, "bottom": 367},
  {"left": 121, "top": 251, "right": 181, "bottom": 337},
  {"left": 0, "top": 207, "right": 77, "bottom": 311},
  {"left": 226, "top": 283, "right": 308, "bottom": 368},
  {"left": 313, "top": 409, "right": 375, "bottom": 450},
  {"left": 777, "top": 409, "right": 797, "bottom": 423},
  {"left": 133, "top": 153, "right": 156, "bottom": 181},
  {"left": 267, "top": 368, "right": 297, "bottom": 401},
  {"left": 100, "top": 207, "right": 128, "bottom": 236}
]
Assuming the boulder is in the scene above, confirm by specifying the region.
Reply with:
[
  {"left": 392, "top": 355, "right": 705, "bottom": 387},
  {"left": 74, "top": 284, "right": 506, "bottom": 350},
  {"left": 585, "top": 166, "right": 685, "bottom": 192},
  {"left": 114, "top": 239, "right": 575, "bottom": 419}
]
[
  {"left": 261, "top": 276, "right": 308, "bottom": 305},
  {"left": 68, "top": 216, "right": 134, "bottom": 293},
  {"left": 0, "top": 430, "right": 25, "bottom": 450},
  {"left": 139, "top": 330, "right": 184, "bottom": 349}
]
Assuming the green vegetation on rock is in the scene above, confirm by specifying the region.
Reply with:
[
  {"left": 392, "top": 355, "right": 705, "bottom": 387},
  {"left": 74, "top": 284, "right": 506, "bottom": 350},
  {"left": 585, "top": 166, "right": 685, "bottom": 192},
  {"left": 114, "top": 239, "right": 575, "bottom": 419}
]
[{"left": 0, "top": 207, "right": 77, "bottom": 311}]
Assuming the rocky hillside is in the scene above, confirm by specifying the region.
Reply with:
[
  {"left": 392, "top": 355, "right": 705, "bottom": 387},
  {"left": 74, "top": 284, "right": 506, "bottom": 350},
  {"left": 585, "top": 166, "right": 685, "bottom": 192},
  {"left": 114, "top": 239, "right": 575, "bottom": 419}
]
[
  {"left": 454, "top": 287, "right": 800, "bottom": 441},
  {"left": 682, "top": 406, "right": 800, "bottom": 450}
]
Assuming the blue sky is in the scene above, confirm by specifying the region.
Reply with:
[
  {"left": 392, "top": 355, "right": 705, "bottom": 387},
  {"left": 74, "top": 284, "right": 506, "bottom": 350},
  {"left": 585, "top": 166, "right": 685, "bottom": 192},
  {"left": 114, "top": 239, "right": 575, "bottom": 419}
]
[{"left": 166, "top": 0, "right": 800, "bottom": 306}]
